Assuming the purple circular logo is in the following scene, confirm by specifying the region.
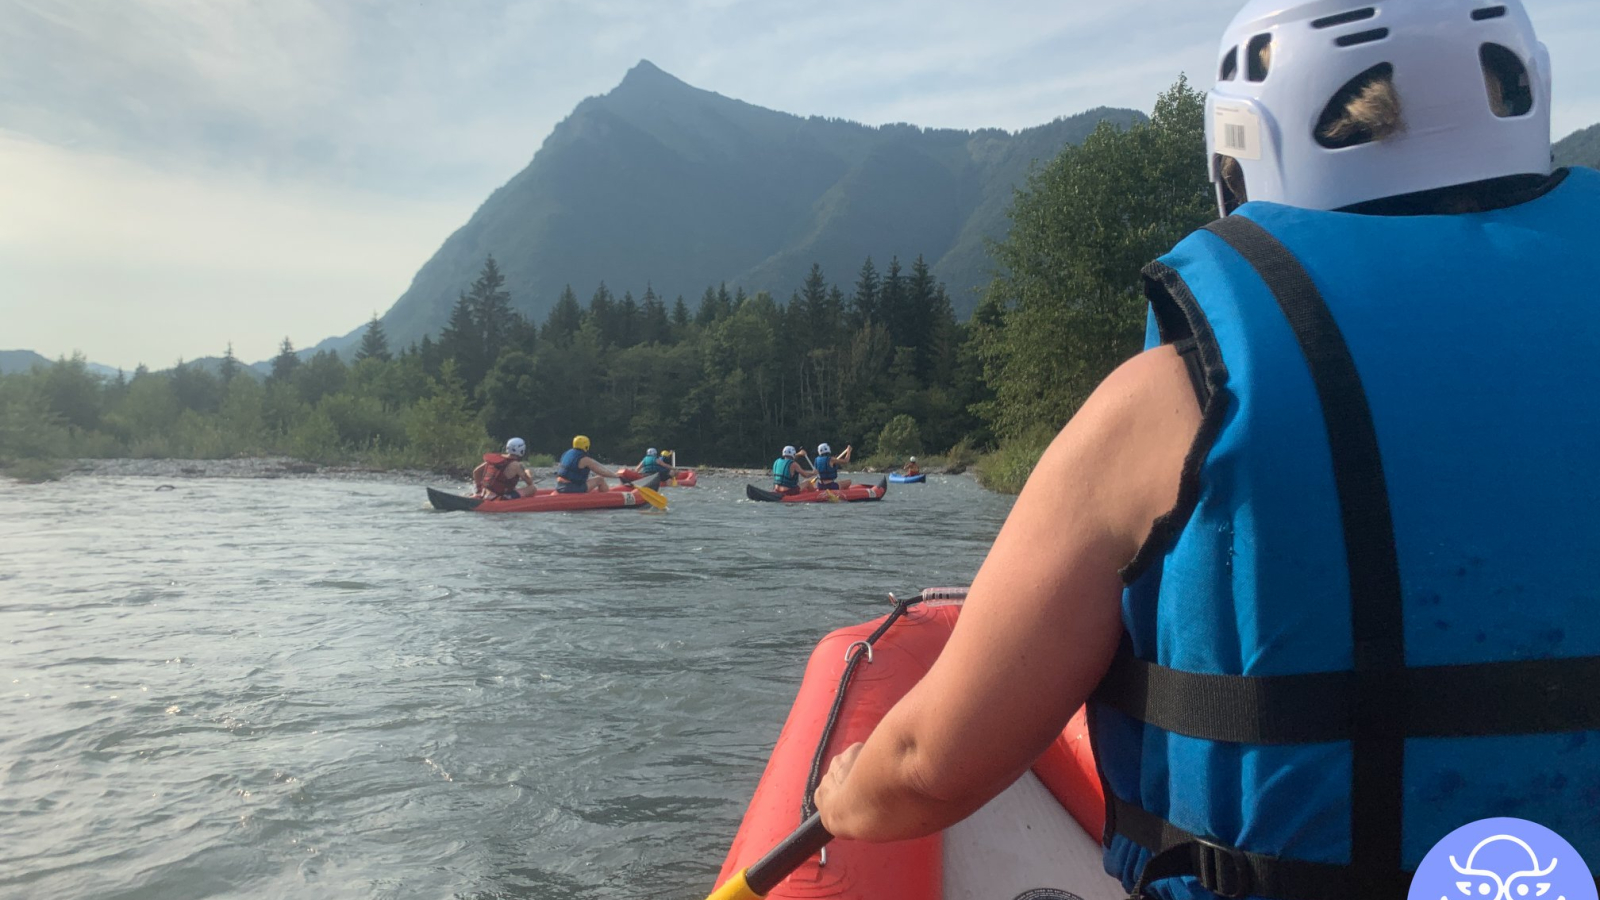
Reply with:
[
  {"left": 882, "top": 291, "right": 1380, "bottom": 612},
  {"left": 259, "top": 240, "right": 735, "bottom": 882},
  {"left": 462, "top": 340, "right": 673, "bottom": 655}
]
[{"left": 1411, "top": 818, "right": 1597, "bottom": 900}]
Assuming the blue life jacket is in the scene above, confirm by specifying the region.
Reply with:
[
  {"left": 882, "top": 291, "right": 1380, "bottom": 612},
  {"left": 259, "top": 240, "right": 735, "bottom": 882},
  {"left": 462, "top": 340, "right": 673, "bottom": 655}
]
[
  {"left": 1092, "top": 169, "right": 1600, "bottom": 900},
  {"left": 557, "top": 448, "right": 589, "bottom": 484},
  {"left": 772, "top": 457, "right": 798, "bottom": 489},
  {"left": 639, "top": 454, "right": 667, "bottom": 475},
  {"left": 814, "top": 454, "right": 837, "bottom": 481}
]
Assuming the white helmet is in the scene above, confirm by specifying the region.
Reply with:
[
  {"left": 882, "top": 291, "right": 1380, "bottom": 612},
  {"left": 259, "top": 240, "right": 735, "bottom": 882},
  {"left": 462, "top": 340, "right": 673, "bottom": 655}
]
[
  {"left": 817, "top": 442, "right": 832, "bottom": 456},
  {"left": 505, "top": 437, "right": 527, "bottom": 458},
  {"left": 647, "top": 447, "right": 659, "bottom": 457},
  {"left": 910, "top": 456, "right": 917, "bottom": 462},
  {"left": 782, "top": 445, "right": 796, "bottom": 459},
  {"left": 1207, "top": 0, "right": 1551, "bottom": 215}
]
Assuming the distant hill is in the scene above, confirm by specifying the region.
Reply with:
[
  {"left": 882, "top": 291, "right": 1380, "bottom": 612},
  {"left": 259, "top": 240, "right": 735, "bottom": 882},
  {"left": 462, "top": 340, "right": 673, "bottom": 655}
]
[
  {"left": 0, "top": 349, "right": 119, "bottom": 378},
  {"left": 315, "top": 61, "right": 1143, "bottom": 354},
  {"left": 1555, "top": 123, "right": 1600, "bottom": 170}
]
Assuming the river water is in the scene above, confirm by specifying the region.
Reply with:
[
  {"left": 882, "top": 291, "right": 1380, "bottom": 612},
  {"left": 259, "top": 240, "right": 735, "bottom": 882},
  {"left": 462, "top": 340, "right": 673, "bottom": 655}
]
[{"left": 0, "top": 469, "right": 1014, "bottom": 899}]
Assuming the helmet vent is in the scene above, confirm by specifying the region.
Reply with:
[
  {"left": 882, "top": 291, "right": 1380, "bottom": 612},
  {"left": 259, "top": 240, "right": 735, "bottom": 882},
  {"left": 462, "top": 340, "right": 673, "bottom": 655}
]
[
  {"left": 1311, "top": 8, "right": 1376, "bottom": 29},
  {"left": 1471, "top": 6, "right": 1508, "bottom": 21},
  {"left": 1315, "top": 62, "right": 1401, "bottom": 149},
  {"left": 1220, "top": 46, "right": 1239, "bottom": 81},
  {"left": 1246, "top": 34, "right": 1273, "bottom": 81},
  {"left": 1334, "top": 27, "right": 1390, "bottom": 48},
  {"left": 1481, "top": 43, "right": 1534, "bottom": 117}
]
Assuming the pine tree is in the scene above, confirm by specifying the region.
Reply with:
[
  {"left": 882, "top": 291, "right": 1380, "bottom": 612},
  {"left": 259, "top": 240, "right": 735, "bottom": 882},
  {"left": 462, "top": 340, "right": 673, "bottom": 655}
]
[
  {"left": 852, "top": 257, "right": 881, "bottom": 327},
  {"left": 467, "top": 256, "right": 514, "bottom": 365},
  {"left": 270, "top": 338, "right": 300, "bottom": 383},
  {"left": 616, "top": 291, "right": 641, "bottom": 348},
  {"left": 640, "top": 285, "right": 670, "bottom": 345},
  {"left": 695, "top": 286, "right": 720, "bottom": 326},
  {"left": 586, "top": 283, "right": 616, "bottom": 346},
  {"left": 880, "top": 257, "right": 906, "bottom": 342},
  {"left": 438, "top": 294, "right": 485, "bottom": 388},
  {"left": 355, "top": 314, "right": 391, "bottom": 362},
  {"left": 671, "top": 295, "right": 691, "bottom": 330},
  {"left": 220, "top": 343, "right": 240, "bottom": 383},
  {"left": 543, "top": 285, "right": 584, "bottom": 346}
]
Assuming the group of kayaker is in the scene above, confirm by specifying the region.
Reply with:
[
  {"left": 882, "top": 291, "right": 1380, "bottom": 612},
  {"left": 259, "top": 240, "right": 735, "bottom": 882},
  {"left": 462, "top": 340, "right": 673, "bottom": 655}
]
[
  {"left": 470, "top": 436, "right": 674, "bottom": 499},
  {"left": 770, "top": 443, "right": 854, "bottom": 494}
]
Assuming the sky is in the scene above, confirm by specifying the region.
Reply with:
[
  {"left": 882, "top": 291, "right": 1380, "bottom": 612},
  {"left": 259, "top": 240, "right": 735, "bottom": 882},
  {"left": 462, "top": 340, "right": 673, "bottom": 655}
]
[{"left": 2, "top": 0, "right": 1597, "bottom": 370}]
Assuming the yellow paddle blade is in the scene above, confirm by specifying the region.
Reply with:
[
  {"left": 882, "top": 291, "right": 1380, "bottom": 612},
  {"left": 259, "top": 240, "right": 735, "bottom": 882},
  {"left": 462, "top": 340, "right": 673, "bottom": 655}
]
[
  {"left": 635, "top": 485, "right": 668, "bottom": 510},
  {"left": 704, "top": 869, "right": 759, "bottom": 900}
]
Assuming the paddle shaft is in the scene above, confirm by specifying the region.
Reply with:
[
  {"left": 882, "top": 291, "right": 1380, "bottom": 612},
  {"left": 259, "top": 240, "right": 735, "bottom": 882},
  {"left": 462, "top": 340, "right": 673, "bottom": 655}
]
[{"left": 707, "top": 813, "right": 831, "bottom": 900}]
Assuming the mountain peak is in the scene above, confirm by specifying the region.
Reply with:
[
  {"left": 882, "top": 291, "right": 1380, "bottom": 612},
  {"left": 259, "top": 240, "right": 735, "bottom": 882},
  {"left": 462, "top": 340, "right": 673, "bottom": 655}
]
[{"left": 617, "top": 59, "right": 687, "bottom": 92}]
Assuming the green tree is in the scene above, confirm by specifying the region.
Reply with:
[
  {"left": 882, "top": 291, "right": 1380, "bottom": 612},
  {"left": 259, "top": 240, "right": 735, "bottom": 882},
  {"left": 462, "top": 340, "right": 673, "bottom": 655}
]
[
  {"left": 269, "top": 338, "right": 301, "bottom": 383},
  {"left": 876, "top": 414, "right": 923, "bottom": 459},
  {"left": 977, "top": 76, "right": 1212, "bottom": 441},
  {"left": 355, "top": 314, "right": 391, "bottom": 362},
  {"left": 405, "top": 361, "right": 489, "bottom": 469},
  {"left": 220, "top": 343, "right": 241, "bottom": 383}
]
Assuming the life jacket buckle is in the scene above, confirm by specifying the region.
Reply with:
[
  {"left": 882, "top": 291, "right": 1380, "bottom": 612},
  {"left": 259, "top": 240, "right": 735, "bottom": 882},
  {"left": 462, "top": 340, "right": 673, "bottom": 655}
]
[{"left": 1192, "top": 837, "right": 1253, "bottom": 899}]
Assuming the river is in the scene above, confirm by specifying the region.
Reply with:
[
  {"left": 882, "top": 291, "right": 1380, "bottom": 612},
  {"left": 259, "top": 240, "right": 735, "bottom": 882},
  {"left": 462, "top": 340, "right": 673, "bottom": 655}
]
[{"left": 0, "top": 467, "right": 1014, "bottom": 899}]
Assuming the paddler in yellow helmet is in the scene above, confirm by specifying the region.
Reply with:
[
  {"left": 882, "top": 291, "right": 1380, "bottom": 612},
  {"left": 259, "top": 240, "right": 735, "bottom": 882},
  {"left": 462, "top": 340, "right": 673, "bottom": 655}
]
[
  {"left": 554, "top": 435, "right": 623, "bottom": 494},
  {"left": 813, "top": 2, "right": 1600, "bottom": 897}
]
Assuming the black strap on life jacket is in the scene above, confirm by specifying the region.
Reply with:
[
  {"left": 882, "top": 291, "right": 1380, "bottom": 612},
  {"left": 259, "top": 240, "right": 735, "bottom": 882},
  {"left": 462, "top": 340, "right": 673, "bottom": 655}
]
[{"left": 1102, "top": 215, "right": 1600, "bottom": 899}]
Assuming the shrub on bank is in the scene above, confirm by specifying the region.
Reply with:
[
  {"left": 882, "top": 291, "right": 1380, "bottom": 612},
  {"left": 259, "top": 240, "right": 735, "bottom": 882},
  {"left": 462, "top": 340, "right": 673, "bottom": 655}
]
[{"left": 974, "top": 426, "right": 1057, "bottom": 495}]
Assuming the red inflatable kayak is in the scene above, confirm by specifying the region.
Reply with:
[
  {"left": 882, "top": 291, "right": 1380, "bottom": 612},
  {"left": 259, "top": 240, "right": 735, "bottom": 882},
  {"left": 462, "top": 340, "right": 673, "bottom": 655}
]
[
  {"left": 745, "top": 478, "right": 886, "bottom": 503},
  {"left": 426, "top": 475, "right": 661, "bottom": 513},
  {"left": 712, "top": 590, "right": 1122, "bottom": 900},
  {"left": 619, "top": 467, "right": 698, "bottom": 487}
]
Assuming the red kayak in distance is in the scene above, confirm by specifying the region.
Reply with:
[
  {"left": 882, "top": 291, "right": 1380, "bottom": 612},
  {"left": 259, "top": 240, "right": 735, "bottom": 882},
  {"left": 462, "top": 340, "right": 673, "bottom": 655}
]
[
  {"left": 745, "top": 478, "right": 886, "bottom": 503},
  {"left": 618, "top": 467, "right": 698, "bottom": 487},
  {"left": 427, "top": 473, "right": 663, "bottom": 513}
]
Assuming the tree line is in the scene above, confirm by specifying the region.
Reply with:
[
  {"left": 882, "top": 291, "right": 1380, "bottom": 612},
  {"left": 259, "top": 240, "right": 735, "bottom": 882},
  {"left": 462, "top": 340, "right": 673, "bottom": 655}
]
[{"left": 1, "top": 79, "right": 1212, "bottom": 490}]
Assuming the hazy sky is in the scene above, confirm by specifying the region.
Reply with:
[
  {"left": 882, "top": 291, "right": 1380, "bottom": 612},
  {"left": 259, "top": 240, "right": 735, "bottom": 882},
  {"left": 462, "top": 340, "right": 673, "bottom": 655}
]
[{"left": 3, "top": 0, "right": 1597, "bottom": 370}]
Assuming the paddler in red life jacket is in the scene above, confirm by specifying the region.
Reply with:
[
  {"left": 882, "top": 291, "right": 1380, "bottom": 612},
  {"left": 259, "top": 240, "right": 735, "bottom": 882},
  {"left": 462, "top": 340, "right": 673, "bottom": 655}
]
[
  {"left": 555, "top": 434, "right": 623, "bottom": 494},
  {"left": 811, "top": 442, "right": 852, "bottom": 490},
  {"left": 903, "top": 456, "right": 919, "bottom": 477},
  {"left": 472, "top": 437, "right": 536, "bottom": 500},
  {"left": 813, "top": 2, "right": 1600, "bottom": 897},
  {"left": 770, "top": 445, "right": 815, "bottom": 495}
]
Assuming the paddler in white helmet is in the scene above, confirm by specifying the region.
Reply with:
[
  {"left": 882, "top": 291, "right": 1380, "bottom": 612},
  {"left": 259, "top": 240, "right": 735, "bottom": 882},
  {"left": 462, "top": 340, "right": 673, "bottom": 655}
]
[
  {"left": 814, "top": 3, "right": 1600, "bottom": 897},
  {"left": 472, "top": 437, "right": 536, "bottom": 500}
]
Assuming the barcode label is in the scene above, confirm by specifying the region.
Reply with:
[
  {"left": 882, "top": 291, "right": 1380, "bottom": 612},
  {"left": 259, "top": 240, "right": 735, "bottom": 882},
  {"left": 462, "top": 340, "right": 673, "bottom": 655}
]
[{"left": 1212, "top": 103, "right": 1262, "bottom": 160}]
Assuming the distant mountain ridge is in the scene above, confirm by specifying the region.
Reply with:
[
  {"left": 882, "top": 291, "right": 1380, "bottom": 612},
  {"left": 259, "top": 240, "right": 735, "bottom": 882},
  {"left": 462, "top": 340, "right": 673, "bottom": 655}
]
[
  {"left": 0, "top": 349, "right": 119, "bottom": 378},
  {"left": 316, "top": 61, "right": 1144, "bottom": 354},
  {"left": 1555, "top": 123, "right": 1600, "bottom": 170}
]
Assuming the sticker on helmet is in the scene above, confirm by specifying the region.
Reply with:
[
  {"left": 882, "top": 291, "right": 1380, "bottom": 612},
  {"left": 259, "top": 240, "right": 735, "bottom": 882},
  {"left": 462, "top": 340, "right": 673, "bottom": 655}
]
[{"left": 1214, "top": 103, "right": 1263, "bottom": 161}]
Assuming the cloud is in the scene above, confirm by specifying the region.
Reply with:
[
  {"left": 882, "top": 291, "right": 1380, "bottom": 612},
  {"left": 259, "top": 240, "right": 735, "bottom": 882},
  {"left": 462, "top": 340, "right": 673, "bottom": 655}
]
[
  {"left": 1, "top": 0, "right": 1596, "bottom": 368},
  {"left": 0, "top": 132, "right": 472, "bottom": 368}
]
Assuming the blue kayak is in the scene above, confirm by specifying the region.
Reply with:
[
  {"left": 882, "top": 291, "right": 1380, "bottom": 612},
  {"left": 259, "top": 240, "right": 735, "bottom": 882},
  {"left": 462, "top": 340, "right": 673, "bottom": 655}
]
[{"left": 888, "top": 473, "right": 925, "bottom": 484}]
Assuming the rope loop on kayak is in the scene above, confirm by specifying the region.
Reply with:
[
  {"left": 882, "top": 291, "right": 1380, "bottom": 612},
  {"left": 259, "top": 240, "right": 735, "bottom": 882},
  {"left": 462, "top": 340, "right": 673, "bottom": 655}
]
[
  {"left": 800, "top": 589, "right": 929, "bottom": 822},
  {"left": 843, "top": 641, "right": 874, "bottom": 664}
]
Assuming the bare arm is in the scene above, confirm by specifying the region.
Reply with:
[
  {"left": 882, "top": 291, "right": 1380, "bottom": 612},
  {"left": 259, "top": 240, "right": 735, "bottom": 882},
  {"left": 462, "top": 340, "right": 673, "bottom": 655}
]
[
  {"left": 837, "top": 445, "right": 854, "bottom": 464},
  {"left": 813, "top": 345, "right": 1202, "bottom": 841},
  {"left": 581, "top": 457, "right": 620, "bottom": 479}
]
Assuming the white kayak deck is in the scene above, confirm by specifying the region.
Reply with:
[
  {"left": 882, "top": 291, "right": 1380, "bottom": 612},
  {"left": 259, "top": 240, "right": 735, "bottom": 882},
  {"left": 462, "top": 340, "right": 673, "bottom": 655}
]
[{"left": 944, "top": 771, "right": 1127, "bottom": 900}]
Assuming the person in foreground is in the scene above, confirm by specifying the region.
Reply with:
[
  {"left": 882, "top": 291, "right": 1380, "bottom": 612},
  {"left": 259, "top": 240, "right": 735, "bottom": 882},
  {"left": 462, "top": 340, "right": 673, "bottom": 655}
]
[
  {"left": 810, "top": 442, "right": 851, "bottom": 490},
  {"left": 473, "top": 437, "right": 536, "bottom": 500},
  {"left": 813, "top": 2, "right": 1600, "bottom": 898},
  {"left": 555, "top": 435, "right": 622, "bottom": 493},
  {"left": 770, "top": 445, "right": 815, "bottom": 495},
  {"left": 637, "top": 447, "right": 675, "bottom": 480}
]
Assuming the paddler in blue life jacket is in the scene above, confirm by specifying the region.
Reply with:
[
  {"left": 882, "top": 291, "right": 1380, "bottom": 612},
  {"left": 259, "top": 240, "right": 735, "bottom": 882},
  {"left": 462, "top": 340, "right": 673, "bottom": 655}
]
[
  {"left": 810, "top": 442, "right": 852, "bottom": 490},
  {"left": 770, "top": 445, "right": 815, "bottom": 495},
  {"left": 813, "top": 3, "right": 1600, "bottom": 897},
  {"left": 636, "top": 447, "right": 675, "bottom": 480},
  {"left": 555, "top": 435, "right": 622, "bottom": 493},
  {"left": 472, "top": 437, "right": 536, "bottom": 500}
]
